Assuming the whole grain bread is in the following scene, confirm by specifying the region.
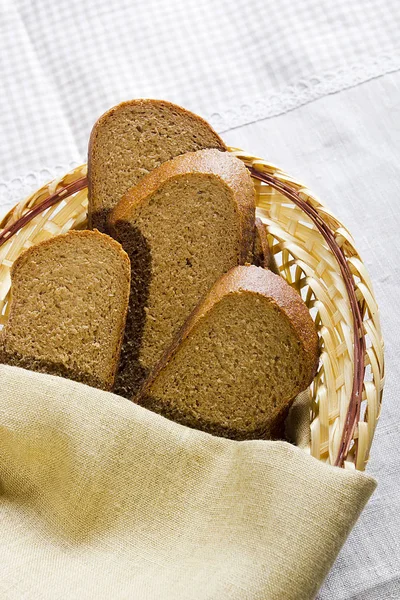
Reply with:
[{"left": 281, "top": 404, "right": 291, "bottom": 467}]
[
  {"left": 0, "top": 230, "right": 130, "bottom": 390},
  {"left": 88, "top": 99, "right": 226, "bottom": 231},
  {"left": 109, "top": 148, "right": 256, "bottom": 397},
  {"left": 136, "top": 265, "right": 319, "bottom": 440},
  {"left": 253, "top": 217, "right": 279, "bottom": 274}
]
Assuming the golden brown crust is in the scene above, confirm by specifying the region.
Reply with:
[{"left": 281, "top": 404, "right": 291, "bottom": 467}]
[
  {"left": 88, "top": 99, "right": 227, "bottom": 228},
  {"left": 109, "top": 149, "right": 255, "bottom": 264},
  {"left": 8, "top": 230, "right": 131, "bottom": 390},
  {"left": 11, "top": 229, "right": 130, "bottom": 280},
  {"left": 254, "top": 218, "right": 280, "bottom": 275},
  {"left": 137, "top": 265, "right": 319, "bottom": 403}
]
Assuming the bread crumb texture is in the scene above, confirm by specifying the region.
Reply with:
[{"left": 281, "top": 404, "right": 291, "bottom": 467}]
[
  {"left": 137, "top": 265, "right": 319, "bottom": 440},
  {"left": 109, "top": 149, "right": 255, "bottom": 397},
  {"left": 1, "top": 231, "right": 130, "bottom": 390},
  {"left": 88, "top": 99, "right": 226, "bottom": 231}
]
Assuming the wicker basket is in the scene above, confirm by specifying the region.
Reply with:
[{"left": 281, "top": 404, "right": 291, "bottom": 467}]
[{"left": 0, "top": 150, "right": 384, "bottom": 471}]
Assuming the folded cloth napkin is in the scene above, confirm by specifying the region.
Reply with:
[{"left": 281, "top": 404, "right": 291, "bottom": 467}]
[{"left": 0, "top": 365, "right": 376, "bottom": 600}]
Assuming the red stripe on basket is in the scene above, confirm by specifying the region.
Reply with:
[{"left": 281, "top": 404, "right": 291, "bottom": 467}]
[
  {"left": 249, "top": 167, "right": 366, "bottom": 468},
  {"left": 0, "top": 177, "right": 88, "bottom": 248}
]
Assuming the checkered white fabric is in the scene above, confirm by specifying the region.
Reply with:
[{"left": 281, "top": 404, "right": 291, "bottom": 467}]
[
  {"left": 1, "top": 2, "right": 400, "bottom": 598},
  {"left": 1, "top": 0, "right": 400, "bottom": 187}
]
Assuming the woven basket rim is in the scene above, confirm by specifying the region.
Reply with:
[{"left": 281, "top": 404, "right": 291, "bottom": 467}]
[{"left": 0, "top": 153, "right": 384, "bottom": 469}]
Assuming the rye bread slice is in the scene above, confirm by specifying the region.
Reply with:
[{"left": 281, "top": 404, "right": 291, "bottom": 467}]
[
  {"left": 109, "top": 148, "right": 256, "bottom": 397},
  {"left": 88, "top": 99, "right": 226, "bottom": 232},
  {"left": 253, "top": 217, "right": 279, "bottom": 274},
  {"left": 136, "top": 265, "right": 319, "bottom": 440},
  {"left": 0, "top": 230, "right": 130, "bottom": 390}
]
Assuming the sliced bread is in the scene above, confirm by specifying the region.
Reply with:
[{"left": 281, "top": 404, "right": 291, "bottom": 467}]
[
  {"left": 0, "top": 230, "right": 130, "bottom": 390},
  {"left": 136, "top": 265, "right": 319, "bottom": 440},
  {"left": 253, "top": 217, "right": 280, "bottom": 274},
  {"left": 88, "top": 99, "right": 226, "bottom": 231},
  {"left": 109, "top": 148, "right": 256, "bottom": 397}
]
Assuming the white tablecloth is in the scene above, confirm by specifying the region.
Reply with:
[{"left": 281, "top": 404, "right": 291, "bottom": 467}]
[{"left": 1, "top": 1, "right": 399, "bottom": 597}]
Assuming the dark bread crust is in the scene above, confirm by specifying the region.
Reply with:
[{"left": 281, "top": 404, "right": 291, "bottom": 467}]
[
  {"left": 253, "top": 218, "right": 280, "bottom": 275},
  {"left": 88, "top": 99, "right": 226, "bottom": 231},
  {"left": 4, "top": 230, "right": 131, "bottom": 391},
  {"left": 136, "top": 265, "right": 319, "bottom": 439},
  {"left": 110, "top": 149, "right": 255, "bottom": 264},
  {"left": 0, "top": 351, "right": 108, "bottom": 391}
]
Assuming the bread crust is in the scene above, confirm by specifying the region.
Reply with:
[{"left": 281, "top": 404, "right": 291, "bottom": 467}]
[
  {"left": 11, "top": 229, "right": 130, "bottom": 280},
  {"left": 254, "top": 217, "right": 280, "bottom": 275}
]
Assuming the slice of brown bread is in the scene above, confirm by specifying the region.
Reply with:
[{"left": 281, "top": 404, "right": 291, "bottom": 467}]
[
  {"left": 109, "top": 148, "right": 256, "bottom": 397},
  {"left": 0, "top": 230, "right": 130, "bottom": 390},
  {"left": 253, "top": 217, "right": 280, "bottom": 274},
  {"left": 88, "top": 99, "right": 226, "bottom": 231},
  {"left": 136, "top": 265, "right": 319, "bottom": 440}
]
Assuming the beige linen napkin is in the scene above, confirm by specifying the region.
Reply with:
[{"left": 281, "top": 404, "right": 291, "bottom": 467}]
[{"left": 0, "top": 365, "right": 376, "bottom": 600}]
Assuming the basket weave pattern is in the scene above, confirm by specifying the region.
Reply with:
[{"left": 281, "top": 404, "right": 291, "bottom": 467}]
[{"left": 0, "top": 152, "right": 384, "bottom": 471}]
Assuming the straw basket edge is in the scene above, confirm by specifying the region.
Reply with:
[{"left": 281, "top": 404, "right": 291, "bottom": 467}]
[{"left": 0, "top": 150, "right": 384, "bottom": 471}]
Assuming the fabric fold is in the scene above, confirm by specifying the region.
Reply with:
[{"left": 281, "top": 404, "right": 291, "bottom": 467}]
[{"left": 0, "top": 365, "right": 376, "bottom": 600}]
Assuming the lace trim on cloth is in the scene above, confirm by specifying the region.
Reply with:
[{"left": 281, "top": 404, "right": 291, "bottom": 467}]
[
  {"left": 207, "top": 53, "right": 400, "bottom": 131},
  {"left": 0, "top": 161, "right": 84, "bottom": 219},
  {"left": 1, "top": 52, "right": 399, "bottom": 215}
]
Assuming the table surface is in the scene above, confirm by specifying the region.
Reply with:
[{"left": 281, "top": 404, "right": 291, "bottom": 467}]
[{"left": 1, "top": 1, "right": 399, "bottom": 597}]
